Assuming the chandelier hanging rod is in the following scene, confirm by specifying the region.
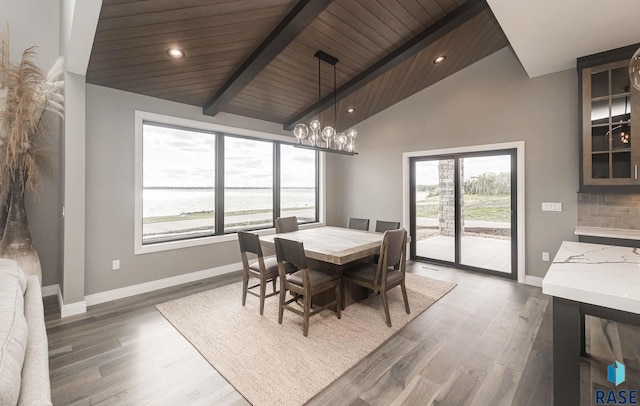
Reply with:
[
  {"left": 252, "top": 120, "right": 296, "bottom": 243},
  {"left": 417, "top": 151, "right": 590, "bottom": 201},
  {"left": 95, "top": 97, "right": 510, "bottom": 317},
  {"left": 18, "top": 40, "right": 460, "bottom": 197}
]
[{"left": 314, "top": 50, "right": 339, "bottom": 66}]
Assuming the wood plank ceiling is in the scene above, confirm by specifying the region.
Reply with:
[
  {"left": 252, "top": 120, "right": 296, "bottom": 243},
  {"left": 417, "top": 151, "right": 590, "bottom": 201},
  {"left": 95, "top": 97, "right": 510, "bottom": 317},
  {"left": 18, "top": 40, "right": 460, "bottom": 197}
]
[{"left": 87, "top": 0, "right": 509, "bottom": 132}]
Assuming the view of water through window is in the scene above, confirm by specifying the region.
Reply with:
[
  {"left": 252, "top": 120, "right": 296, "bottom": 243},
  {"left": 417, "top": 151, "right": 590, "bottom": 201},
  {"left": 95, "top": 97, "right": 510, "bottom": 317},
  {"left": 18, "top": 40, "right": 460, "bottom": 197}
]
[{"left": 142, "top": 123, "right": 317, "bottom": 244}]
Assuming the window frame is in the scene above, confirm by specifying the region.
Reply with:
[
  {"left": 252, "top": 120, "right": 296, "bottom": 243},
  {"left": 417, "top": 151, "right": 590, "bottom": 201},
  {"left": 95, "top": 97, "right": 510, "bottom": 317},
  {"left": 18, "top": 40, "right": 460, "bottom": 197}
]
[{"left": 134, "top": 111, "right": 325, "bottom": 255}]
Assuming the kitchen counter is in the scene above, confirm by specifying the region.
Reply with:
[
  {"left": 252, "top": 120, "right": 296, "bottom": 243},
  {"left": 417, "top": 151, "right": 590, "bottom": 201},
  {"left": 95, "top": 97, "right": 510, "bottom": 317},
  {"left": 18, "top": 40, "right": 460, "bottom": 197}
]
[
  {"left": 542, "top": 241, "right": 640, "bottom": 405},
  {"left": 543, "top": 240, "right": 640, "bottom": 314}
]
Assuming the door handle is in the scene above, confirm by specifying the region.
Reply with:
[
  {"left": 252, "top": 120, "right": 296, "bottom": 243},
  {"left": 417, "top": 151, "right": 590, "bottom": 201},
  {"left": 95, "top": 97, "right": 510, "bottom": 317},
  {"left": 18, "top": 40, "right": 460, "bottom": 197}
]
[{"left": 635, "top": 165, "right": 638, "bottom": 180}]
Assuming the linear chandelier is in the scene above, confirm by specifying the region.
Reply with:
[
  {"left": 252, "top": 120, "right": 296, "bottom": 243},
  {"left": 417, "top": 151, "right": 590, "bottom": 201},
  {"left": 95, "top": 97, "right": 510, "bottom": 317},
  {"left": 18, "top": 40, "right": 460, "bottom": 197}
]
[{"left": 293, "top": 50, "right": 358, "bottom": 155}]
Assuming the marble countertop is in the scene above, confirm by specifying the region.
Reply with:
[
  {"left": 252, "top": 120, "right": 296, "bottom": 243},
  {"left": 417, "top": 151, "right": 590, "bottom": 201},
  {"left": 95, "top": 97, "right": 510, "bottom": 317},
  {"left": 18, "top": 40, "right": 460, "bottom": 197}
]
[
  {"left": 575, "top": 226, "right": 640, "bottom": 241},
  {"left": 542, "top": 241, "right": 640, "bottom": 314}
]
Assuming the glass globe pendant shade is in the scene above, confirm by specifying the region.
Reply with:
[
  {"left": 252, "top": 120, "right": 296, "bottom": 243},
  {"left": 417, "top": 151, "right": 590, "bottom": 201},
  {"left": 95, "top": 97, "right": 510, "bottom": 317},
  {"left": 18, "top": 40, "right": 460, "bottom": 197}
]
[
  {"left": 308, "top": 129, "right": 319, "bottom": 147},
  {"left": 335, "top": 133, "right": 347, "bottom": 150},
  {"left": 321, "top": 126, "right": 336, "bottom": 148},
  {"left": 309, "top": 119, "right": 322, "bottom": 132},
  {"left": 308, "top": 120, "right": 322, "bottom": 146},
  {"left": 631, "top": 47, "right": 640, "bottom": 91},
  {"left": 293, "top": 123, "right": 309, "bottom": 144},
  {"left": 346, "top": 128, "right": 357, "bottom": 152}
]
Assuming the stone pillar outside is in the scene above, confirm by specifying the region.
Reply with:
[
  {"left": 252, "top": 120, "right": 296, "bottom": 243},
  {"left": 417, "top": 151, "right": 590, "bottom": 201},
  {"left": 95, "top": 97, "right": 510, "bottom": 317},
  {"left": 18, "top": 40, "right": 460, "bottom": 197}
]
[
  {"left": 438, "top": 159, "right": 464, "bottom": 236},
  {"left": 438, "top": 160, "right": 455, "bottom": 236}
]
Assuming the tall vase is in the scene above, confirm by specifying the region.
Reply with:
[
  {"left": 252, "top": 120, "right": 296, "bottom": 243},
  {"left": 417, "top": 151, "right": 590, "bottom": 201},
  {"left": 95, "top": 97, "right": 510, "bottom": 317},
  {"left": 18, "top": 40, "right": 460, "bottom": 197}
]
[{"left": 0, "top": 170, "right": 42, "bottom": 283}]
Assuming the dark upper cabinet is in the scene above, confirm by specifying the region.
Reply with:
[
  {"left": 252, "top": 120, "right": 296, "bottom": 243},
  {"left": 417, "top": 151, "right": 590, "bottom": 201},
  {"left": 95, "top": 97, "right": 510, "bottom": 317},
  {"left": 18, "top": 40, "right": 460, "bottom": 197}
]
[{"left": 578, "top": 44, "right": 640, "bottom": 193}]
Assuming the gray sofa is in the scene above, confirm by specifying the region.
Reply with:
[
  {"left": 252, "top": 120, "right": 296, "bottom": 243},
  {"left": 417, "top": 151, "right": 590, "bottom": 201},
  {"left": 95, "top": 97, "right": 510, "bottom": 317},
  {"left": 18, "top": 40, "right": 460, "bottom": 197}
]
[{"left": 0, "top": 258, "right": 51, "bottom": 405}]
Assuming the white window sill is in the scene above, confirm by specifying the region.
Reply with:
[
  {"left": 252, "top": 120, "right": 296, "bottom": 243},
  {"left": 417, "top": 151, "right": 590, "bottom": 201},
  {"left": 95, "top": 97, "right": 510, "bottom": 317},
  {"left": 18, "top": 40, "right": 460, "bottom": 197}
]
[{"left": 135, "top": 222, "right": 325, "bottom": 255}]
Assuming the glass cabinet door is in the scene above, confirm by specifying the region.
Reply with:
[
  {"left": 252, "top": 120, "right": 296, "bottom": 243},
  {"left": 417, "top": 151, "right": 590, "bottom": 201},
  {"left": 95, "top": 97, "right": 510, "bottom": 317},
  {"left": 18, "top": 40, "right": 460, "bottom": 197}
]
[{"left": 583, "top": 60, "right": 638, "bottom": 186}]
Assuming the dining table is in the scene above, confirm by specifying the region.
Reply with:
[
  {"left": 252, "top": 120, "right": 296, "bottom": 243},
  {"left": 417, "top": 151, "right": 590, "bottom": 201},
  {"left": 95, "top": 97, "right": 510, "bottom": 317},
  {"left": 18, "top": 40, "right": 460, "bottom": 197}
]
[{"left": 259, "top": 226, "right": 385, "bottom": 307}]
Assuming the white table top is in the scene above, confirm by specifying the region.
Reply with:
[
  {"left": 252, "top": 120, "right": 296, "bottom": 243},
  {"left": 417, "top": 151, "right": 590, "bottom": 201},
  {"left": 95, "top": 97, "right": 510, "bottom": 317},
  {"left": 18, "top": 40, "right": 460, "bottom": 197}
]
[
  {"left": 260, "top": 226, "right": 384, "bottom": 265},
  {"left": 542, "top": 241, "right": 640, "bottom": 314}
]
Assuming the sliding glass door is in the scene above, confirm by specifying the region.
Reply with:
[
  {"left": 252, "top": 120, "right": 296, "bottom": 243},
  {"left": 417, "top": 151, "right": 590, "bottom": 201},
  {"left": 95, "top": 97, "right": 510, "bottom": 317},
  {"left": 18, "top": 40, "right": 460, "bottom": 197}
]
[
  {"left": 410, "top": 149, "right": 517, "bottom": 278},
  {"left": 413, "top": 159, "right": 456, "bottom": 263}
]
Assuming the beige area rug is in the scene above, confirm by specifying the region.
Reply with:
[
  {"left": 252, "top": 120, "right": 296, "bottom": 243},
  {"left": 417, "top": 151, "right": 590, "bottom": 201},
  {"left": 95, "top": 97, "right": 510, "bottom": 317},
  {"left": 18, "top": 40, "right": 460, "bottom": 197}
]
[{"left": 156, "top": 273, "right": 455, "bottom": 406}]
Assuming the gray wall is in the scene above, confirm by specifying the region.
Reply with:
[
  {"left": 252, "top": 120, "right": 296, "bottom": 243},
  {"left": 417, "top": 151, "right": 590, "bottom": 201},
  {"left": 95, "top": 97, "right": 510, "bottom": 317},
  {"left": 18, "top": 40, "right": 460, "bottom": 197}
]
[
  {"left": 326, "top": 47, "right": 579, "bottom": 278},
  {"left": 3, "top": 0, "right": 63, "bottom": 287},
  {"left": 85, "top": 85, "right": 291, "bottom": 295}
]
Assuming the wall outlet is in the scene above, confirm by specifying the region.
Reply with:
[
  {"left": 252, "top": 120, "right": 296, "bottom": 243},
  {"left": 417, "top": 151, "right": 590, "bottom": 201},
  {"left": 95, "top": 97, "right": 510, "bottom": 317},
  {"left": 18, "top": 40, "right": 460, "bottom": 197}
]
[
  {"left": 542, "top": 252, "right": 550, "bottom": 262},
  {"left": 541, "top": 202, "right": 562, "bottom": 212},
  {"left": 112, "top": 260, "right": 120, "bottom": 270}
]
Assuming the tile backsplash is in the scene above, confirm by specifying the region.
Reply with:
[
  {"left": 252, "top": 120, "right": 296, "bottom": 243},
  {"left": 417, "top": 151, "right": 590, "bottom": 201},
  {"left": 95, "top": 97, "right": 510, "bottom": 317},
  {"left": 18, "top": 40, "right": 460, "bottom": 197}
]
[{"left": 578, "top": 193, "right": 640, "bottom": 229}]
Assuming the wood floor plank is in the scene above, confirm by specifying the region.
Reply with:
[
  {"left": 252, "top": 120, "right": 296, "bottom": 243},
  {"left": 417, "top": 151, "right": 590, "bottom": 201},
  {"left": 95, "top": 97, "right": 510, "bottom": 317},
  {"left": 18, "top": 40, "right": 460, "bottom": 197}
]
[
  {"left": 495, "top": 296, "right": 548, "bottom": 372},
  {"left": 511, "top": 300, "right": 553, "bottom": 406},
  {"left": 388, "top": 375, "right": 439, "bottom": 406},
  {"left": 431, "top": 368, "right": 481, "bottom": 406},
  {"left": 419, "top": 324, "right": 482, "bottom": 383},
  {"left": 468, "top": 363, "right": 520, "bottom": 406},
  {"left": 357, "top": 336, "right": 444, "bottom": 405}
]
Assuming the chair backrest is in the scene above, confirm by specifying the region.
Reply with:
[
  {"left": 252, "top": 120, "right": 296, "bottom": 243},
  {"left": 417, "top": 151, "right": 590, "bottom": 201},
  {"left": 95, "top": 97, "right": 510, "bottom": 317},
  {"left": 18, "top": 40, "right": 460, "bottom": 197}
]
[
  {"left": 237, "top": 231, "right": 263, "bottom": 257},
  {"left": 375, "top": 220, "right": 400, "bottom": 233},
  {"left": 274, "top": 237, "right": 307, "bottom": 270},
  {"left": 347, "top": 217, "right": 370, "bottom": 231},
  {"left": 275, "top": 216, "right": 299, "bottom": 233},
  {"left": 375, "top": 228, "right": 407, "bottom": 285}
]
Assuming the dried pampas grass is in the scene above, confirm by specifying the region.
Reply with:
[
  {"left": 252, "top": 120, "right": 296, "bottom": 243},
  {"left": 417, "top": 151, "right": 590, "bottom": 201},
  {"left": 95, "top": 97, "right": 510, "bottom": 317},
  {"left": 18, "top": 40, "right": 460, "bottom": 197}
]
[{"left": 0, "top": 25, "right": 64, "bottom": 199}]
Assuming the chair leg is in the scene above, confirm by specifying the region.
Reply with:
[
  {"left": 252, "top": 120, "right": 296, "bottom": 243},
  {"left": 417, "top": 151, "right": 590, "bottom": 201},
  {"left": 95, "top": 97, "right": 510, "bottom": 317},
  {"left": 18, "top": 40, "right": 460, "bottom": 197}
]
[
  {"left": 272, "top": 277, "right": 277, "bottom": 293},
  {"left": 278, "top": 286, "right": 286, "bottom": 324},
  {"left": 335, "top": 284, "right": 341, "bottom": 319},
  {"left": 259, "top": 277, "right": 266, "bottom": 315},
  {"left": 241, "top": 272, "right": 249, "bottom": 306},
  {"left": 401, "top": 282, "right": 410, "bottom": 314},
  {"left": 341, "top": 279, "right": 346, "bottom": 310},
  {"left": 381, "top": 290, "right": 392, "bottom": 327},
  {"left": 303, "top": 294, "right": 311, "bottom": 337}
]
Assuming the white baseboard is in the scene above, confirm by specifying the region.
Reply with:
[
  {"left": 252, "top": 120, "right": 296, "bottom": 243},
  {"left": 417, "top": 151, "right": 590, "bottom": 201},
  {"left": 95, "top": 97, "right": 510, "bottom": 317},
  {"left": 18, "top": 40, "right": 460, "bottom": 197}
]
[
  {"left": 84, "top": 261, "right": 242, "bottom": 307},
  {"left": 524, "top": 275, "right": 543, "bottom": 288},
  {"left": 56, "top": 287, "right": 87, "bottom": 318},
  {"left": 60, "top": 300, "right": 87, "bottom": 318},
  {"left": 41, "top": 284, "right": 59, "bottom": 297}
]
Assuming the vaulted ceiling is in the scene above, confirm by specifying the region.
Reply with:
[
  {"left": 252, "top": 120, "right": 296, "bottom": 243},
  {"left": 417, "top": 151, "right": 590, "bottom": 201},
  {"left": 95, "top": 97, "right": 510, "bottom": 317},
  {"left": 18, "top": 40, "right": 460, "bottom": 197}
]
[{"left": 87, "top": 0, "right": 509, "bottom": 131}]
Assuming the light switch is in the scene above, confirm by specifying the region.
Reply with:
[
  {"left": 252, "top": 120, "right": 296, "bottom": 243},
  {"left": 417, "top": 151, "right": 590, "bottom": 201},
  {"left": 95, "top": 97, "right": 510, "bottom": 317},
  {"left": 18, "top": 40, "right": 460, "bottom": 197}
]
[{"left": 542, "top": 202, "right": 562, "bottom": 212}]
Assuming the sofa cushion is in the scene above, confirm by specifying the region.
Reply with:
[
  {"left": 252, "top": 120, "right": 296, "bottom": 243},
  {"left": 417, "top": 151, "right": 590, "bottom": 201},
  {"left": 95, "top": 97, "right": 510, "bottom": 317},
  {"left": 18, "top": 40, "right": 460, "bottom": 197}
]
[
  {"left": 18, "top": 276, "right": 51, "bottom": 406},
  {"left": 0, "top": 273, "right": 28, "bottom": 406},
  {"left": 0, "top": 259, "right": 26, "bottom": 294}
]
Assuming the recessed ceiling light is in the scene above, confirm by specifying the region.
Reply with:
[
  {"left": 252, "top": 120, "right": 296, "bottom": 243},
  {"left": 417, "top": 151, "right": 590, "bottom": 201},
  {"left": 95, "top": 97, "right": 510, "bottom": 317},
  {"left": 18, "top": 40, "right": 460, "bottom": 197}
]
[
  {"left": 167, "top": 48, "right": 185, "bottom": 59},
  {"left": 434, "top": 55, "right": 446, "bottom": 64},
  {"left": 346, "top": 107, "right": 356, "bottom": 114}
]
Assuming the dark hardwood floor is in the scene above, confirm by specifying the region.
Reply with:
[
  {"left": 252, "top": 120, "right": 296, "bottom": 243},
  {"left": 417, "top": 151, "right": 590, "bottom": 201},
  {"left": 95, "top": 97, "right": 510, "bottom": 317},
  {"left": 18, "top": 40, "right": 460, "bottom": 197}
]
[{"left": 45, "top": 263, "right": 640, "bottom": 405}]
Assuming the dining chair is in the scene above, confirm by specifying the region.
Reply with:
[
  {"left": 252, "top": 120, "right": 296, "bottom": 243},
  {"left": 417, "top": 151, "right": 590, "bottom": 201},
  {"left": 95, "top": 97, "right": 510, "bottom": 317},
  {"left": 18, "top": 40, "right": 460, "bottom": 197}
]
[
  {"left": 375, "top": 220, "right": 401, "bottom": 232},
  {"left": 238, "top": 231, "right": 294, "bottom": 315},
  {"left": 347, "top": 217, "right": 370, "bottom": 231},
  {"left": 274, "top": 237, "right": 341, "bottom": 337},
  {"left": 342, "top": 228, "right": 409, "bottom": 327},
  {"left": 275, "top": 216, "right": 299, "bottom": 233},
  {"left": 371, "top": 220, "right": 401, "bottom": 263}
]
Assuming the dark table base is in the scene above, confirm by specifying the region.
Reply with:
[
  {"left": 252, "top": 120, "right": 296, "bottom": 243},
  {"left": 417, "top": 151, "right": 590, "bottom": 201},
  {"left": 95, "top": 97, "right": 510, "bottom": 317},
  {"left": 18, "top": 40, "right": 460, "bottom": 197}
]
[{"left": 306, "top": 258, "right": 371, "bottom": 309}]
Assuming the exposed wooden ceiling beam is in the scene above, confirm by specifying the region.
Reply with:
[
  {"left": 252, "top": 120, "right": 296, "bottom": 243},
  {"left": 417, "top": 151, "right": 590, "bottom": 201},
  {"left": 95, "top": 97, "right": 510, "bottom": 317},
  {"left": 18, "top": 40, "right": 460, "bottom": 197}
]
[
  {"left": 283, "top": 0, "right": 489, "bottom": 131},
  {"left": 202, "top": 0, "right": 333, "bottom": 117}
]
